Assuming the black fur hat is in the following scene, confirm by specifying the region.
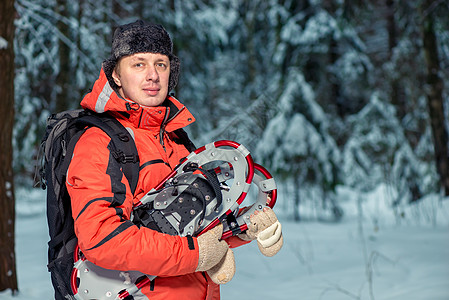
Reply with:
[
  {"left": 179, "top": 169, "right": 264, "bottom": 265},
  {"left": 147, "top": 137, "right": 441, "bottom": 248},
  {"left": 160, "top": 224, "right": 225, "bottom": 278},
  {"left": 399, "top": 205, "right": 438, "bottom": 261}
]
[{"left": 103, "top": 20, "right": 180, "bottom": 92}]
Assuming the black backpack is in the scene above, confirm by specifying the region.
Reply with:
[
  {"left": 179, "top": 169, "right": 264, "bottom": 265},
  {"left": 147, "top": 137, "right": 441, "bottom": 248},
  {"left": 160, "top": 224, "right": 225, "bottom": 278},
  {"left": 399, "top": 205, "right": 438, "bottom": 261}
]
[{"left": 37, "top": 109, "right": 140, "bottom": 300}]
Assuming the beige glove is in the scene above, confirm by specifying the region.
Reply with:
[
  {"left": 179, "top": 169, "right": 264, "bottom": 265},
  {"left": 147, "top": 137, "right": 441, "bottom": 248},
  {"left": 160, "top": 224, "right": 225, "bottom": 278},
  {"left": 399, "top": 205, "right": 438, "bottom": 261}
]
[
  {"left": 195, "top": 223, "right": 229, "bottom": 272},
  {"left": 239, "top": 207, "right": 283, "bottom": 257},
  {"left": 206, "top": 248, "right": 235, "bottom": 285}
]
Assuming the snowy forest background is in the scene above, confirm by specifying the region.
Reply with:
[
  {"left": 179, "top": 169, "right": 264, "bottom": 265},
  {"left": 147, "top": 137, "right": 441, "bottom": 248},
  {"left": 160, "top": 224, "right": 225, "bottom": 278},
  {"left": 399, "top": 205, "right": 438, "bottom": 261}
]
[
  {"left": 1, "top": 0, "right": 449, "bottom": 298},
  {"left": 13, "top": 0, "right": 449, "bottom": 220}
]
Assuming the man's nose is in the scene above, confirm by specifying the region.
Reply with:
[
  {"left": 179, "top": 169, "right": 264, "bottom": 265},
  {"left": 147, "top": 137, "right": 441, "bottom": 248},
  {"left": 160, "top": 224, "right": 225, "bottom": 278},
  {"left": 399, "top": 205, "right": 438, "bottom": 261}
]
[{"left": 146, "top": 66, "right": 159, "bottom": 81}]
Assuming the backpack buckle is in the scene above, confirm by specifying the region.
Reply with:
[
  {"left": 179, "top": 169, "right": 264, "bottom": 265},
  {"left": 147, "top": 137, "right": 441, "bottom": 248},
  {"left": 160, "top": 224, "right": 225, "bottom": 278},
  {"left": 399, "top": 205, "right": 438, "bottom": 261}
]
[{"left": 112, "top": 150, "right": 139, "bottom": 164}]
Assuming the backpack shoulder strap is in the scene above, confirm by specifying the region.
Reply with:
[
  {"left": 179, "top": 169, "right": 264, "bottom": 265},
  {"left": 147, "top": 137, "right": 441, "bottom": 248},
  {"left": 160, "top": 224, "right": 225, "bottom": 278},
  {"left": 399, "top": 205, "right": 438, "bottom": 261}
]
[
  {"left": 69, "top": 111, "right": 140, "bottom": 194},
  {"left": 171, "top": 128, "right": 196, "bottom": 152}
]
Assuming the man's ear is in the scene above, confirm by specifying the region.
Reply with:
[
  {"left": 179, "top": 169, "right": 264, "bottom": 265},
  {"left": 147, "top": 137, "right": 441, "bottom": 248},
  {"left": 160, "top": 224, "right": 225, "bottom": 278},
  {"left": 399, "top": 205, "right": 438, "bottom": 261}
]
[{"left": 112, "top": 69, "right": 121, "bottom": 87}]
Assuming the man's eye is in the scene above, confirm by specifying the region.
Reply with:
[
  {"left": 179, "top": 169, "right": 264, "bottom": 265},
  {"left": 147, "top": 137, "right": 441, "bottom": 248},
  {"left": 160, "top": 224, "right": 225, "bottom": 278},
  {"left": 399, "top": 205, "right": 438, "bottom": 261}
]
[
  {"left": 156, "top": 63, "right": 167, "bottom": 69},
  {"left": 134, "top": 63, "right": 144, "bottom": 67}
]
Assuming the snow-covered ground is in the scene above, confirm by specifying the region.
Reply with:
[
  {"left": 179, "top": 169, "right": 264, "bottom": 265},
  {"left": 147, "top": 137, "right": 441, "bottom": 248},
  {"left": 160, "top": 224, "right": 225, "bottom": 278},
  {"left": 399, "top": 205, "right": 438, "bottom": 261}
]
[{"left": 1, "top": 186, "right": 449, "bottom": 300}]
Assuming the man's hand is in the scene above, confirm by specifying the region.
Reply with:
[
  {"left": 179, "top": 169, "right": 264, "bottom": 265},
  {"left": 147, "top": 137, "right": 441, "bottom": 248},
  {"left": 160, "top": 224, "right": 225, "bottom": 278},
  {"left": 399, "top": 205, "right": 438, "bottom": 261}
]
[
  {"left": 195, "top": 224, "right": 229, "bottom": 272},
  {"left": 239, "top": 207, "right": 283, "bottom": 257},
  {"left": 206, "top": 248, "right": 235, "bottom": 285},
  {"left": 195, "top": 223, "right": 236, "bottom": 285}
]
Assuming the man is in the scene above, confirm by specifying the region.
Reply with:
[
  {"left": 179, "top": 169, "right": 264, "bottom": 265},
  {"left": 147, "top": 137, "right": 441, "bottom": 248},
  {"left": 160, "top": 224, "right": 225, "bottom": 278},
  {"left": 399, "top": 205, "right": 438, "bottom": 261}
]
[{"left": 66, "top": 20, "right": 282, "bottom": 299}]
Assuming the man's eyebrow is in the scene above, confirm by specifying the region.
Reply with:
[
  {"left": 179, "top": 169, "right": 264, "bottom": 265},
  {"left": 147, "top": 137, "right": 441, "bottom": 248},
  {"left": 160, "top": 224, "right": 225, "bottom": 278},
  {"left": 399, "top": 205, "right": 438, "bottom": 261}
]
[
  {"left": 130, "top": 56, "right": 146, "bottom": 62},
  {"left": 155, "top": 57, "right": 169, "bottom": 62},
  {"left": 130, "top": 56, "right": 169, "bottom": 62}
]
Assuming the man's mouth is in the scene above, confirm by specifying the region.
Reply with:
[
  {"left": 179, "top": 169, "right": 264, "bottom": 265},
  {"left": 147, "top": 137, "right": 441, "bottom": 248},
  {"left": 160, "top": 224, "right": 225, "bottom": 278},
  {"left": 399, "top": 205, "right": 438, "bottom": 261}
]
[{"left": 143, "top": 87, "right": 160, "bottom": 96}]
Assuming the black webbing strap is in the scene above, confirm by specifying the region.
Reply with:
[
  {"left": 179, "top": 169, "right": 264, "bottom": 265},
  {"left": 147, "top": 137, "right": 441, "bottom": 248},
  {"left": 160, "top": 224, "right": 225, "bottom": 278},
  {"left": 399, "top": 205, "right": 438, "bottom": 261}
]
[
  {"left": 182, "top": 162, "right": 223, "bottom": 211},
  {"left": 225, "top": 213, "right": 241, "bottom": 235},
  {"left": 74, "top": 111, "right": 140, "bottom": 195},
  {"left": 172, "top": 128, "right": 196, "bottom": 153}
]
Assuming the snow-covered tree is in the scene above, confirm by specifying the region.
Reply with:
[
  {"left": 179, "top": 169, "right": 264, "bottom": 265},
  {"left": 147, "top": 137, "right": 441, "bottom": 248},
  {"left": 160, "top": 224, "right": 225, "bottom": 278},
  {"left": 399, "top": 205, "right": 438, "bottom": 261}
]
[
  {"left": 14, "top": 0, "right": 116, "bottom": 183},
  {"left": 256, "top": 68, "right": 342, "bottom": 221}
]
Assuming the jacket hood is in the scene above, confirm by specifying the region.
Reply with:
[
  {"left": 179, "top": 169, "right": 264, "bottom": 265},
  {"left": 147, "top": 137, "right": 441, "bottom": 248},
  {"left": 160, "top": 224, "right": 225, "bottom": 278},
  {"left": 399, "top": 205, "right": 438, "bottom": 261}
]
[{"left": 81, "top": 68, "right": 195, "bottom": 133}]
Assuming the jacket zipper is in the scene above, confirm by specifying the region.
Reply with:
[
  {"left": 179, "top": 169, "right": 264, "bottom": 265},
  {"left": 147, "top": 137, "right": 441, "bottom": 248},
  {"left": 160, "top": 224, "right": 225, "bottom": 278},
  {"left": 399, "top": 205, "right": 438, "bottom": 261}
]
[
  {"left": 160, "top": 105, "right": 185, "bottom": 150},
  {"left": 159, "top": 109, "right": 170, "bottom": 151}
]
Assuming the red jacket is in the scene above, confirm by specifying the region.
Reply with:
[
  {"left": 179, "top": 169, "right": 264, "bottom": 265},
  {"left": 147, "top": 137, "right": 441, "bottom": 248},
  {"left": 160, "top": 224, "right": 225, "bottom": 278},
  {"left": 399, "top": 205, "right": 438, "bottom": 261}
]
[{"left": 67, "top": 69, "right": 227, "bottom": 299}]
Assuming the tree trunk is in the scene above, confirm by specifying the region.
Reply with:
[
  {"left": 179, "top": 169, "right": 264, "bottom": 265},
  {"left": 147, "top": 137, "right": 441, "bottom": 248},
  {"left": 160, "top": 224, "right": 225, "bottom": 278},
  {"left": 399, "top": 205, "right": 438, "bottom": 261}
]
[
  {"left": 0, "top": 0, "right": 18, "bottom": 293},
  {"left": 386, "top": 0, "right": 406, "bottom": 121},
  {"left": 293, "top": 178, "right": 301, "bottom": 222},
  {"left": 387, "top": 1, "right": 423, "bottom": 202},
  {"left": 55, "top": 0, "right": 71, "bottom": 112},
  {"left": 421, "top": 1, "right": 449, "bottom": 196}
]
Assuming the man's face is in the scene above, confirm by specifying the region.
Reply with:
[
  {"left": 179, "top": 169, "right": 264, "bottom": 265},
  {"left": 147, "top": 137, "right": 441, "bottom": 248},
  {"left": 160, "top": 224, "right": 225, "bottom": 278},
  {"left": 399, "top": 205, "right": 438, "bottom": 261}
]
[{"left": 112, "top": 52, "right": 170, "bottom": 107}]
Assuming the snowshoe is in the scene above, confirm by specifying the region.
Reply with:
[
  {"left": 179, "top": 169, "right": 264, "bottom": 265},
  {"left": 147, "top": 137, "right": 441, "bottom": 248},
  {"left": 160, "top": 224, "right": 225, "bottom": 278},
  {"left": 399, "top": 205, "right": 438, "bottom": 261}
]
[{"left": 70, "top": 140, "right": 277, "bottom": 300}]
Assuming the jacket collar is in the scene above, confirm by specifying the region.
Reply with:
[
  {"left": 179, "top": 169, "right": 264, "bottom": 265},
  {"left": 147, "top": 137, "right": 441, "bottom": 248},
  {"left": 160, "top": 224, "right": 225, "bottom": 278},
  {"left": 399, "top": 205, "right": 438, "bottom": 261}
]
[{"left": 80, "top": 68, "right": 195, "bottom": 133}]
